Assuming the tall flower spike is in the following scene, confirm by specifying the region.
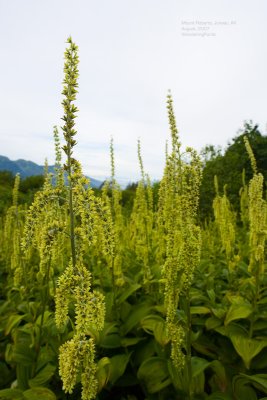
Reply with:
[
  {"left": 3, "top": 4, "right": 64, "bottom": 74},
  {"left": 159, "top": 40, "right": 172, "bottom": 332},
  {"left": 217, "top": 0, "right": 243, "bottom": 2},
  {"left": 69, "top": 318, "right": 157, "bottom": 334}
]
[
  {"left": 159, "top": 93, "right": 202, "bottom": 372},
  {"left": 167, "top": 90, "right": 181, "bottom": 154},
  {"left": 56, "top": 38, "right": 109, "bottom": 399},
  {"left": 53, "top": 126, "right": 65, "bottom": 187},
  {"left": 110, "top": 136, "right": 115, "bottom": 186},
  {"left": 213, "top": 177, "right": 236, "bottom": 263},
  {"left": 244, "top": 137, "right": 267, "bottom": 277},
  {"left": 61, "top": 36, "right": 79, "bottom": 165},
  {"left": 130, "top": 140, "right": 153, "bottom": 282},
  {"left": 244, "top": 136, "right": 257, "bottom": 175},
  {"left": 61, "top": 36, "right": 79, "bottom": 268},
  {"left": 138, "top": 138, "right": 145, "bottom": 182},
  {"left": 12, "top": 174, "right": 20, "bottom": 208}
]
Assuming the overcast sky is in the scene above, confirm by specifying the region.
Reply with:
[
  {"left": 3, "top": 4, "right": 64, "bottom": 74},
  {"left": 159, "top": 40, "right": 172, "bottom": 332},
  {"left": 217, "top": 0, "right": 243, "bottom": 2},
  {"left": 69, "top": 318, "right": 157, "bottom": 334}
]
[{"left": 1, "top": 0, "right": 267, "bottom": 183}]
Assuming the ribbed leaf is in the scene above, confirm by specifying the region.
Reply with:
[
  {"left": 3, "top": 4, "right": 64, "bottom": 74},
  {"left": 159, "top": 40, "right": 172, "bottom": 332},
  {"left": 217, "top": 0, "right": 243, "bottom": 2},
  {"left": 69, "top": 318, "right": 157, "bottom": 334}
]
[
  {"left": 28, "top": 364, "right": 56, "bottom": 388},
  {"left": 23, "top": 387, "right": 56, "bottom": 400},
  {"left": 0, "top": 389, "right": 23, "bottom": 399},
  {"left": 224, "top": 303, "right": 253, "bottom": 326},
  {"left": 109, "top": 353, "right": 132, "bottom": 384},
  {"left": 96, "top": 357, "right": 111, "bottom": 391},
  {"left": 117, "top": 284, "right": 141, "bottom": 304},
  {"left": 138, "top": 357, "right": 171, "bottom": 393},
  {"left": 237, "top": 373, "right": 267, "bottom": 394},
  {"left": 5, "top": 315, "right": 25, "bottom": 336},
  {"left": 230, "top": 336, "right": 267, "bottom": 369},
  {"left": 190, "top": 306, "right": 211, "bottom": 315},
  {"left": 121, "top": 304, "right": 152, "bottom": 335},
  {"left": 191, "top": 357, "right": 210, "bottom": 378}
]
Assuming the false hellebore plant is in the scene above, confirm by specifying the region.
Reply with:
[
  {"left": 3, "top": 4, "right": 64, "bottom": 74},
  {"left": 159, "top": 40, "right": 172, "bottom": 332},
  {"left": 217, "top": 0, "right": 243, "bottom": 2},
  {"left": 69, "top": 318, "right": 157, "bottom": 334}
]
[
  {"left": 157, "top": 92, "right": 202, "bottom": 399},
  {"left": 21, "top": 37, "right": 115, "bottom": 400}
]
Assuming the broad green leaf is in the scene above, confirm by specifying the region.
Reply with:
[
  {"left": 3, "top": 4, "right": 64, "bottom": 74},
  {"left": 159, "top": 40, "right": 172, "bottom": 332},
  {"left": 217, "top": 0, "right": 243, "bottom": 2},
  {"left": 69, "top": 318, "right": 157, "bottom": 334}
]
[
  {"left": 117, "top": 284, "right": 141, "bottom": 304},
  {"left": 96, "top": 357, "right": 111, "bottom": 391},
  {"left": 140, "top": 315, "right": 169, "bottom": 346},
  {"left": 121, "top": 304, "right": 153, "bottom": 335},
  {"left": 258, "top": 295, "right": 267, "bottom": 304},
  {"left": 238, "top": 373, "right": 267, "bottom": 394},
  {"left": 190, "top": 288, "right": 209, "bottom": 303},
  {"left": 191, "top": 357, "right": 210, "bottom": 378},
  {"left": 207, "top": 289, "right": 216, "bottom": 303},
  {"left": 253, "top": 320, "right": 267, "bottom": 332},
  {"left": 192, "top": 341, "right": 217, "bottom": 359},
  {"left": 205, "top": 316, "right": 222, "bottom": 330},
  {"left": 192, "top": 371, "right": 205, "bottom": 394},
  {"left": 109, "top": 353, "right": 132, "bottom": 384},
  {"left": 23, "top": 387, "right": 56, "bottom": 400},
  {"left": 28, "top": 364, "right": 56, "bottom": 388},
  {"left": 167, "top": 359, "right": 184, "bottom": 391},
  {"left": 207, "top": 392, "right": 234, "bottom": 400},
  {"left": 230, "top": 336, "right": 267, "bottom": 369},
  {"left": 226, "top": 294, "right": 247, "bottom": 304},
  {"left": 0, "top": 389, "right": 23, "bottom": 399},
  {"left": 137, "top": 357, "right": 171, "bottom": 393},
  {"left": 100, "top": 333, "right": 121, "bottom": 348},
  {"left": 133, "top": 339, "right": 156, "bottom": 366},
  {"left": 35, "top": 311, "right": 52, "bottom": 326},
  {"left": 209, "top": 360, "right": 227, "bottom": 392},
  {"left": 212, "top": 307, "right": 227, "bottom": 319},
  {"left": 224, "top": 303, "right": 253, "bottom": 326},
  {"left": 16, "top": 364, "right": 32, "bottom": 391},
  {"left": 190, "top": 306, "right": 210, "bottom": 315},
  {"left": 98, "top": 323, "right": 121, "bottom": 348},
  {"left": 233, "top": 376, "right": 258, "bottom": 400},
  {"left": 6, "top": 342, "right": 35, "bottom": 366},
  {"left": 141, "top": 315, "right": 165, "bottom": 335},
  {"left": 216, "top": 323, "right": 247, "bottom": 338},
  {"left": 154, "top": 321, "right": 169, "bottom": 346},
  {"left": 120, "top": 337, "right": 145, "bottom": 346},
  {"left": 5, "top": 315, "right": 25, "bottom": 336},
  {"left": 35, "top": 347, "right": 55, "bottom": 371}
]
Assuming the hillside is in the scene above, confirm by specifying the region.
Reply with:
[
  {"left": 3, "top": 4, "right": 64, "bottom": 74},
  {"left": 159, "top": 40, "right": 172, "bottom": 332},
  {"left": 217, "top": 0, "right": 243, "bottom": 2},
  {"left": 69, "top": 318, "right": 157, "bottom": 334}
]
[{"left": 0, "top": 155, "right": 103, "bottom": 188}]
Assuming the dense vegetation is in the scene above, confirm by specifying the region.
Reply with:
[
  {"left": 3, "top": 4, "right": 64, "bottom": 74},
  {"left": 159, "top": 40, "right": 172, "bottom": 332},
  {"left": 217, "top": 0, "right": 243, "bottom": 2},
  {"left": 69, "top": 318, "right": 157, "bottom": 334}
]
[
  {"left": 0, "top": 172, "right": 44, "bottom": 215},
  {"left": 200, "top": 124, "right": 267, "bottom": 220},
  {"left": 0, "top": 38, "right": 267, "bottom": 400}
]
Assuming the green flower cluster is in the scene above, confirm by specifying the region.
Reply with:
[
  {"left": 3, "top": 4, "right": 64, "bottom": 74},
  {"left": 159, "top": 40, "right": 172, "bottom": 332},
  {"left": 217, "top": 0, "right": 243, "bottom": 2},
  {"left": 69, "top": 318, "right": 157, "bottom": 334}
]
[
  {"left": 59, "top": 335, "right": 98, "bottom": 399},
  {"left": 244, "top": 137, "right": 267, "bottom": 277},
  {"left": 213, "top": 177, "right": 236, "bottom": 263},
  {"left": 130, "top": 140, "right": 154, "bottom": 282},
  {"left": 158, "top": 93, "right": 202, "bottom": 368}
]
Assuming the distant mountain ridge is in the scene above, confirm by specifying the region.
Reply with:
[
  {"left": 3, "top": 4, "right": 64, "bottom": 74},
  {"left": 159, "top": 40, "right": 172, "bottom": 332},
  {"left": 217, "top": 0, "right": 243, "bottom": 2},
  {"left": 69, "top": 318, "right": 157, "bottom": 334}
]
[{"left": 0, "top": 155, "right": 103, "bottom": 188}]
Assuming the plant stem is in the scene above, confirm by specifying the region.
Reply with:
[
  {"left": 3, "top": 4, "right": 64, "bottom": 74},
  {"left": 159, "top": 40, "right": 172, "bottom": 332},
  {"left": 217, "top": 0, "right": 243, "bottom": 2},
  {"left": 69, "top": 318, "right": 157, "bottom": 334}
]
[{"left": 185, "top": 290, "right": 192, "bottom": 400}]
